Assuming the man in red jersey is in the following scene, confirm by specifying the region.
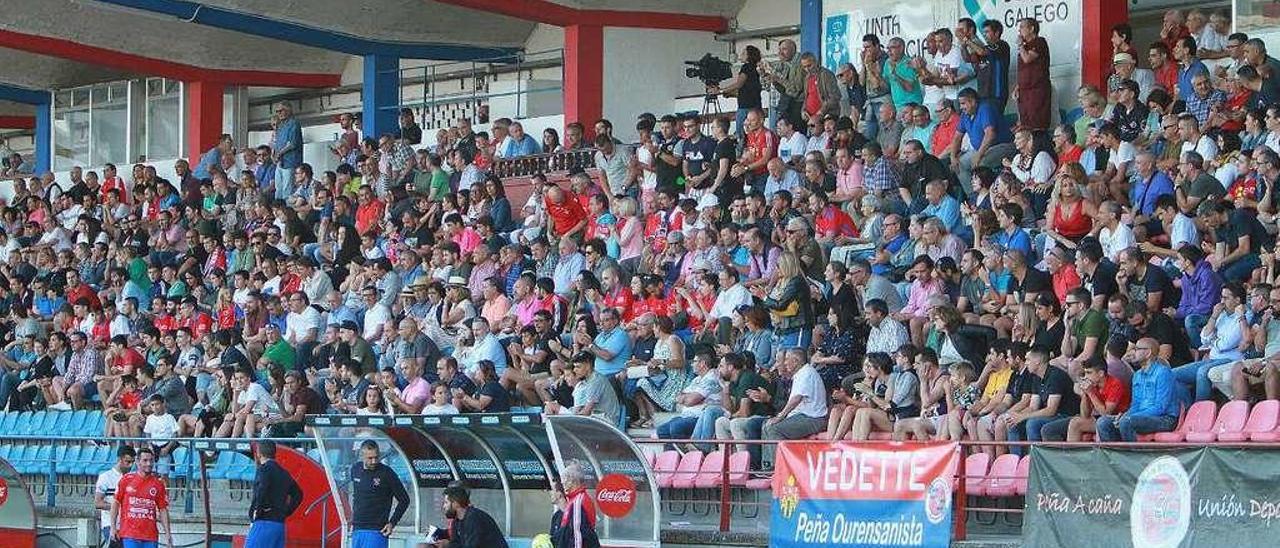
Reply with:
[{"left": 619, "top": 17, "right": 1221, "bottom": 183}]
[
  {"left": 110, "top": 447, "right": 172, "bottom": 548},
  {"left": 544, "top": 185, "right": 588, "bottom": 241}
]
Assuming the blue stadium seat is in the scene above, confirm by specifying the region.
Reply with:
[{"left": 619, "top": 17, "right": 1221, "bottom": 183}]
[
  {"left": 47, "top": 411, "right": 73, "bottom": 435},
  {"left": 56, "top": 445, "right": 82, "bottom": 474},
  {"left": 11, "top": 412, "right": 32, "bottom": 436},
  {"left": 170, "top": 447, "right": 192, "bottom": 479},
  {"left": 0, "top": 444, "right": 14, "bottom": 463},
  {"left": 91, "top": 445, "right": 117, "bottom": 475},
  {"left": 229, "top": 452, "right": 257, "bottom": 482},
  {"left": 207, "top": 451, "right": 236, "bottom": 480},
  {"left": 22, "top": 412, "right": 48, "bottom": 435},
  {"left": 0, "top": 412, "right": 16, "bottom": 434},
  {"left": 34, "top": 445, "right": 64, "bottom": 475},
  {"left": 82, "top": 411, "right": 105, "bottom": 437},
  {"left": 13, "top": 445, "right": 36, "bottom": 474},
  {"left": 73, "top": 446, "right": 108, "bottom": 476},
  {"left": 65, "top": 410, "right": 89, "bottom": 437},
  {"left": 26, "top": 445, "right": 51, "bottom": 476}
]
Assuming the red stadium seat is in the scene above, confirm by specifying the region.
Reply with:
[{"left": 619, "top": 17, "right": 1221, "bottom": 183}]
[
  {"left": 693, "top": 450, "right": 726, "bottom": 489},
  {"left": 727, "top": 451, "right": 751, "bottom": 486},
  {"left": 958, "top": 452, "right": 990, "bottom": 493},
  {"left": 868, "top": 432, "right": 894, "bottom": 441},
  {"left": 1225, "top": 400, "right": 1279, "bottom": 442},
  {"left": 1187, "top": 400, "right": 1249, "bottom": 442},
  {"left": 1153, "top": 401, "right": 1216, "bottom": 442},
  {"left": 653, "top": 450, "right": 682, "bottom": 488},
  {"left": 1013, "top": 455, "right": 1032, "bottom": 496},
  {"left": 979, "top": 454, "right": 1022, "bottom": 497},
  {"left": 670, "top": 451, "right": 704, "bottom": 489},
  {"left": 1138, "top": 403, "right": 1188, "bottom": 441},
  {"left": 1250, "top": 401, "right": 1280, "bottom": 441},
  {"left": 745, "top": 477, "right": 773, "bottom": 490}
]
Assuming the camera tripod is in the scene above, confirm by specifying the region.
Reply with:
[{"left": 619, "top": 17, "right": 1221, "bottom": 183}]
[{"left": 700, "top": 92, "right": 723, "bottom": 133}]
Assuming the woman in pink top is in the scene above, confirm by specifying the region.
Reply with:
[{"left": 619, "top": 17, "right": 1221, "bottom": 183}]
[{"left": 615, "top": 197, "right": 644, "bottom": 273}]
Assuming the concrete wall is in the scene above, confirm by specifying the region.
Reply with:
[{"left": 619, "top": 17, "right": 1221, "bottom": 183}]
[{"left": 601, "top": 28, "right": 721, "bottom": 129}]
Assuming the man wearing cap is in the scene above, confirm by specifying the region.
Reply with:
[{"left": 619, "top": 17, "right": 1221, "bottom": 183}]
[
  {"left": 784, "top": 217, "right": 825, "bottom": 280},
  {"left": 1108, "top": 80, "right": 1150, "bottom": 144},
  {"left": 1111, "top": 52, "right": 1154, "bottom": 102},
  {"left": 337, "top": 320, "right": 378, "bottom": 373},
  {"left": 260, "top": 323, "right": 297, "bottom": 371}
]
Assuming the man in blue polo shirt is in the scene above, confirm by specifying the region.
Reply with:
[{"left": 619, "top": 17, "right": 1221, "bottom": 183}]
[
  {"left": 948, "top": 88, "right": 1012, "bottom": 194},
  {"left": 1173, "top": 36, "right": 1209, "bottom": 101},
  {"left": 576, "top": 308, "right": 631, "bottom": 377}
]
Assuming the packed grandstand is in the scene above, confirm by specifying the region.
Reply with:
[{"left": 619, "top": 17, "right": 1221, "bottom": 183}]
[{"left": 1, "top": 2, "right": 1279, "bottom": 547}]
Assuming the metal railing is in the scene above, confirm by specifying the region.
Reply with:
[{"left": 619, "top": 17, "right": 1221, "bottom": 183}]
[
  {"left": 490, "top": 147, "right": 598, "bottom": 178},
  {"left": 634, "top": 437, "right": 1280, "bottom": 542},
  {"left": 395, "top": 49, "right": 566, "bottom": 129}
]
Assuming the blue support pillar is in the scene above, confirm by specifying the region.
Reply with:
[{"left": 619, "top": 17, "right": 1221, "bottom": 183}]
[
  {"left": 800, "top": 0, "right": 822, "bottom": 61},
  {"left": 34, "top": 101, "right": 50, "bottom": 174},
  {"left": 362, "top": 54, "right": 400, "bottom": 140},
  {"left": 0, "top": 84, "right": 52, "bottom": 174}
]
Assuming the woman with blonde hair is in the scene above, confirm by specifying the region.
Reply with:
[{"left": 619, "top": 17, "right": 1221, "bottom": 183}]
[
  {"left": 1041, "top": 164, "right": 1097, "bottom": 253},
  {"left": 614, "top": 197, "right": 644, "bottom": 275},
  {"left": 1009, "top": 301, "right": 1042, "bottom": 346},
  {"left": 750, "top": 251, "right": 814, "bottom": 351}
]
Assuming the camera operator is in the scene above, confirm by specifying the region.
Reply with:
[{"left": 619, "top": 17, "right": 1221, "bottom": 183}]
[{"left": 708, "top": 45, "right": 764, "bottom": 143}]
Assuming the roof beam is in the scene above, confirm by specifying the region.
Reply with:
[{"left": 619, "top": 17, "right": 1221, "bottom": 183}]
[
  {"left": 433, "top": 0, "right": 728, "bottom": 32},
  {"left": 93, "top": 0, "right": 520, "bottom": 61},
  {"left": 0, "top": 29, "right": 339, "bottom": 88},
  {"left": 0, "top": 82, "right": 50, "bottom": 105},
  {"left": 0, "top": 116, "right": 36, "bottom": 129}
]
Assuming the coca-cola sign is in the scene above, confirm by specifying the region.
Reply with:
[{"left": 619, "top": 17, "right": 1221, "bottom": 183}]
[{"left": 595, "top": 473, "right": 637, "bottom": 518}]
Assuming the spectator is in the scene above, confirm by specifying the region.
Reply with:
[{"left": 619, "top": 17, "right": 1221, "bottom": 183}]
[
  {"left": 762, "top": 348, "right": 828, "bottom": 464},
  {"left": 1096, "top": 337, "right": 1180, "bottom": 441},
  {"left": 1015, "top": 18, "right": 1052, "bottom": 130}
]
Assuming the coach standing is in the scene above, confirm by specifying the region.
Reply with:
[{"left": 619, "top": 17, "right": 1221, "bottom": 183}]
[
  {"left": 351, "top": 440, "right": 410, "bottom": 548},
  {"left": 246, "top": 441, "right": 303, "bottom": 548}
]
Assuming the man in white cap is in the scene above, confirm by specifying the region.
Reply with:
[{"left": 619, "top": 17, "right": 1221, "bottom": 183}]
[
  {"left": 692, "top": 193, "right": 721, "bottom": 230},
  {"left": 1110, "top": 52, "right": 1154, "bottom": 102}
]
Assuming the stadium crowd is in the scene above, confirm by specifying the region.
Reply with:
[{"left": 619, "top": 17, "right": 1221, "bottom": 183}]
[{"left": 0, "top": 7, "right": 1275, "bottom": 465}]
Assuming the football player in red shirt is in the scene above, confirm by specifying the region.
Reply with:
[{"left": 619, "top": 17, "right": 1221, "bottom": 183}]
[{"left": 110, "top": 447, "right": 171, "bottom": 548}]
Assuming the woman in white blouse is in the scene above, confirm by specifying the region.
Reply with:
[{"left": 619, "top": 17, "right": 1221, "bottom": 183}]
[
  {"left": 1005, "top": 129, "right": 1057, "bottom": 190},
  {"left": 1004, "top": 129, "right": 1057, "bottom": 218}
]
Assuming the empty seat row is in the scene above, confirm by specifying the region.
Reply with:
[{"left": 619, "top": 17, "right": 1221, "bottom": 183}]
[
  {"left": 1136, "top": 400, "right": 1280, "bottom": 443},
  {"left": 959, "top": 453, "right": 1031, "bottom": 497},
  {"left": 0, "top": 410, "right": 105, "bottom": 438},
  {"left": 650, "top": 449, "right": 750, "bottom": 489}
]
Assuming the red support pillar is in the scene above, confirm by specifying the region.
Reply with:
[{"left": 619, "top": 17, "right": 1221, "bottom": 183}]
[
  {"left": 1082, "top": 0, "right": 1129, "bottom": 90},
  {"left": 186, "top": 80, "right": 225, "bottom": 164},
  {"left": 564, "top": 24, "right": 603, "bottom": 138}
]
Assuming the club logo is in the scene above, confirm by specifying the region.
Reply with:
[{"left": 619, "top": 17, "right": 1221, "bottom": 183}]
[
  {"left": 0, "top": 477, "right": 8, "bottom": 506},
  {"left": 925, "top": 477, "right": 952, "bottom": 524},
  {"left": 779, "top": 475, "right": 800, "bottom": 520},
  {"left": 1130, "top": 456, "right": 1191, "bottom": 548}
]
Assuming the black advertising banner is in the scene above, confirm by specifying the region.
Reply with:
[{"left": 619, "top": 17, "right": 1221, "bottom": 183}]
[{"left": 1024, "top": 446, "right": 1280, "bottom": 547}]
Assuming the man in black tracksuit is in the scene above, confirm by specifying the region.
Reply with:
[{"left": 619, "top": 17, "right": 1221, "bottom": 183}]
[
  {"left": 350, "top": 440, "right": 411, "bottom": 548},
  {"left": 246, "top": 440, "right": 303, "bottom": 548}
]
